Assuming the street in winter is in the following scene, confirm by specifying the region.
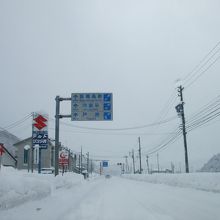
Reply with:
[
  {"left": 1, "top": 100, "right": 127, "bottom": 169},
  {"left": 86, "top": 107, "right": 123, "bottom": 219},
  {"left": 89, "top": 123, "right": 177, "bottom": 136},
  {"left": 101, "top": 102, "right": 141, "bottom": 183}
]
[
  {"left": 1, "top": 1, "right": 220, "bottom": 220},
  {"left": 1, "top": 168, "right": 220, "bottom": 220}
]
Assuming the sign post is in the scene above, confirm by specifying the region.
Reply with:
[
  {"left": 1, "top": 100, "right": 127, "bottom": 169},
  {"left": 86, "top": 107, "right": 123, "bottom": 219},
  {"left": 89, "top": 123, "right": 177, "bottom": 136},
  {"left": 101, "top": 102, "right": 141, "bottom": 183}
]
[
  {"left": 32, "top": 113, "right": 48, "bottom": 173},
  {"left": 54, "top": 93, "right": 113, "bottom": 176},
  {"left": 59, "top": 150, "right": 69, "bottom": 175}
]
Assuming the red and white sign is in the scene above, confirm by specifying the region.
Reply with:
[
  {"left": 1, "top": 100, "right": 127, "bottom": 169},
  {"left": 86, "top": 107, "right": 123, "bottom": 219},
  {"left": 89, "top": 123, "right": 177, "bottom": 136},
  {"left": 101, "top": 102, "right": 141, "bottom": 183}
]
[
  {"left": 33, "top": 113, "right": 48, "bottom": 131},
  {"left": 0, "top": 144, "right": 5, "bottom": 156},
  {"left": 59, "top": 150, "right": 69, "bottom": 165}
]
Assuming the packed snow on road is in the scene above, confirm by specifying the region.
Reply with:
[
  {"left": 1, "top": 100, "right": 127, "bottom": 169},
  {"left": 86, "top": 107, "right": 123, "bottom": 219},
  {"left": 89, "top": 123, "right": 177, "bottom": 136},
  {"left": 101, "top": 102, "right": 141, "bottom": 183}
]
[{"left": 0, "top": 167, "right": 220, "bottom": 220}]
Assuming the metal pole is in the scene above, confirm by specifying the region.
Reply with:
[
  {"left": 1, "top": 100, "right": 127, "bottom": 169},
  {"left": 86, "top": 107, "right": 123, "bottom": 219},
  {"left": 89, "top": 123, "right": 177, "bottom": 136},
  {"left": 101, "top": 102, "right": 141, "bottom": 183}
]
[
  {"left": 124, "top": 156, "right": 128, "bottom": 173},
  {"left": 100, "top": 162, "right": 102, "bottom": 175},
  {"left": 138, "top": 137, "right": 142, "bottom": 174},
  {"left": 79, "top": 154, "right": 81, "bottom": 174},
  {"left": 146, "top": 155, "right": 150, "bottom": 174},
  {"left": 80, "top": 146, "right": 83, "bottom": 174},
  {"left": 68, "top": 149, "right": 70, "bottom": 172},
  {"left": 87, "top": 152, "right": 89, "bottom": 178},
  {"left": 55, "top": 96, "right": 60, "bottom": 176},
  {"left": 38, "top": 148, "right": 41, "bottom": 173},
  {"left": 132, "top": 149, "right": 135, "bottom": 174},
  {"left": 31, "top": 112, "right": 34, "bottom": 173},
  {"left": 178, "top": 86, "right": 189, "bottom": 173},
  {"left": 90, "top": 159, "right": 93, "bottom": 174},
  {"left": 27, "top": 149, "right": 30, "bottom": 172},
  {"left": 157, "top": 153, "right": 160, "bottom": 173}
]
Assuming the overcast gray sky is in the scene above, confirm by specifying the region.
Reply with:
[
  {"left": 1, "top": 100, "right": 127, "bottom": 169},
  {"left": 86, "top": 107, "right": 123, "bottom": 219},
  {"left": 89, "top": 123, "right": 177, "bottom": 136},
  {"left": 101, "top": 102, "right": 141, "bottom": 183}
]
[{"left": 1, "top": 0, "right": 220, "bottom": 171}]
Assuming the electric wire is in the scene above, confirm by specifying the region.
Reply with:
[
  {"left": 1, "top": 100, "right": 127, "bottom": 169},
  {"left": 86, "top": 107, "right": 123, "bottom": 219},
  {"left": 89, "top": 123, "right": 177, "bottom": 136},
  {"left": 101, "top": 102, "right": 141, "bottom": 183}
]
[
  {"left": 142, "top": 96, "right": 220, "bottom": 155},
  {"left": 182, "top": 41, "right": 220, "bottom": 82},
  {"left": 183, "top": 44, "right": 220, "bottom": 85},
  {"left": 49, "top": 115, "right": 177, "bottom": 131},
  {"left": 184, "top": 55, "right": 220, "bottom": 89},
  {"left": 2, "top": 114, "right": 32, "bottom": 130},
  {"left": 182, "top": 41, "right": 220, "bottom": 88},
  {"left": 49, "top": 127, "right": 176, "bottom": 136}
]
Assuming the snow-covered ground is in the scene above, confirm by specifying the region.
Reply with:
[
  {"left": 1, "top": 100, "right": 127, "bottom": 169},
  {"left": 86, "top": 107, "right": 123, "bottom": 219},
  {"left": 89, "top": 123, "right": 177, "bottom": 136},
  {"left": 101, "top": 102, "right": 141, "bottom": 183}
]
[
  {"left": 0, "top": 167, "right": 84, "bottom": 210},
  {"left": 123, "top": 172, "right": 220, "bottom": 193},
  {"left": 1, "top": 168, "right": 220, "bottom": 220}
]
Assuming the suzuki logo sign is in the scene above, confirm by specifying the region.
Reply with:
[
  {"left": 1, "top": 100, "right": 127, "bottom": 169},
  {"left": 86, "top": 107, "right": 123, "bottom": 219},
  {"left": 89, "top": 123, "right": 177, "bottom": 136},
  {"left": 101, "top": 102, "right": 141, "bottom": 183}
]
[
  {"left": 32, "top": 113, "right": 48, "bottom": 149},
  {"left": 33, "top": 115, "right": 47, "bottom": 130}
]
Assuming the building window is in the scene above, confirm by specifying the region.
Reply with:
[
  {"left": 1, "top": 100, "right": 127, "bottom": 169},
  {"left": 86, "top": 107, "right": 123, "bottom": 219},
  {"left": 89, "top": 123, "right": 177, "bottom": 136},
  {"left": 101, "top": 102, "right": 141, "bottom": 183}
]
[{"left": 24, "top": 149, "right": 28, "bottom": 164}]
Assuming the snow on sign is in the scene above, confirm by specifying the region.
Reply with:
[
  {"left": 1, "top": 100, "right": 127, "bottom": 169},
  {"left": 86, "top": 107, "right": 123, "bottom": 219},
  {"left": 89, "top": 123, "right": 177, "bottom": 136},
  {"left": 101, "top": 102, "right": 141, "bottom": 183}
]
[
  {"left": 32, "top": 113, "right": 48, "bottom": 149},
  {"left": 59, "top": 151, "right": 69, "bottom": 165},
  {"left": 71, "top": 93, "right": 113, "bottom": 121}
]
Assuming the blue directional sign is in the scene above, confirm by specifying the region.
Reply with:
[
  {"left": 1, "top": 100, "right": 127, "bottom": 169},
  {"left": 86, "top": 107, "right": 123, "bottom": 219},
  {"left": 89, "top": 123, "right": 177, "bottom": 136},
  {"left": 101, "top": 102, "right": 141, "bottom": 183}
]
[
  {"left": 102, "top": 161, "right": 108, "bottom": 167},
  {"left": 71, "top": 93, "right": 113, "bottom": 121}
]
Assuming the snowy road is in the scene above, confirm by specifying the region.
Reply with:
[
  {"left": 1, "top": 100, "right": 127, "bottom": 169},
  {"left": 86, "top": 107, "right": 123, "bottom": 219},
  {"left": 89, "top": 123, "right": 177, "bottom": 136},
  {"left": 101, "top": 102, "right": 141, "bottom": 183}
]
[{"left": 1, "top": 176, "right": 220, "bottom": 220}]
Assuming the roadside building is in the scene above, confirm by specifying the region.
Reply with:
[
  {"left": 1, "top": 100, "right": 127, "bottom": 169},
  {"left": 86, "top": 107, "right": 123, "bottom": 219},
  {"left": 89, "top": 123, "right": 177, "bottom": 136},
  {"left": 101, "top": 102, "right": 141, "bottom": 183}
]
[{"left": 14, "top": 137, "right": 55, "bottom": 171}]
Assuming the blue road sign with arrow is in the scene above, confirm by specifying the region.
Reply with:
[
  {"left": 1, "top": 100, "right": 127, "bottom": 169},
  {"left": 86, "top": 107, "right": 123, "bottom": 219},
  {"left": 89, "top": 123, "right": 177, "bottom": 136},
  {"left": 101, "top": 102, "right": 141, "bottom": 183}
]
[
  {"left": 102, "top": 161, "right": 108, "bottom": 167},
  {"left": 71, "top": 93, "right": 113, "bottom": 121}
]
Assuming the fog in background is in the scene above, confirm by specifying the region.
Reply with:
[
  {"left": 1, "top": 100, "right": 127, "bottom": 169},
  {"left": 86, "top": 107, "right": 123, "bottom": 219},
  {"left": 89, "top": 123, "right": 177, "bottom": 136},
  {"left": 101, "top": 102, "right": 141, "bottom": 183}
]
[{"left": 1, "top": 0, "right": 220, "bottom": 171}]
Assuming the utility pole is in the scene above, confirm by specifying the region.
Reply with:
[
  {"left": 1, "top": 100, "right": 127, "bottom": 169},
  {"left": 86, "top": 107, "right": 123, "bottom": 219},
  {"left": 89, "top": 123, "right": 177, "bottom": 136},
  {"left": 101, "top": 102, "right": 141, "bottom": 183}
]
[
  {"left": 146, "top": 155, "right": 150, "bottom": 174},
  {"left": 90, "top": 159, "right": 93, "bottom": 174},
  {"left": 121, "top": 163, "right": 125, "bottom": 174},
  {"left": 55, "top": 96, "right": 60, "bottom": 176},
  {"left": 132, "top": 149, "right": 136, "bottom": 174},
  {"left": 157, "top": 153, "right": 160, "bottom": 173},
  {"left": 138, "top": 137, "right": 142, "bottom": 174},
  {"left": 176, "top": 85, "right": 189, "bottom": 173},
  {"left": 100, "top": 162, "right": 102, "bottom": 175},
  {"left": 54, "top": 96, "right": 71, "bottom": 176},
  {"left": 78, "top": 154, "right": 81, "bottom": 174},
  {"left": 31, "top": 112, "right": 34, "bottom": 173},
  {"left": 87, "top": 152, "right": 89, "bottom": 178},
  {"left": 80, "top": 147, "right": 83, "bottom": 174},
  {"left": 124, "top": 156, "right": 128, "bottom": 173}
]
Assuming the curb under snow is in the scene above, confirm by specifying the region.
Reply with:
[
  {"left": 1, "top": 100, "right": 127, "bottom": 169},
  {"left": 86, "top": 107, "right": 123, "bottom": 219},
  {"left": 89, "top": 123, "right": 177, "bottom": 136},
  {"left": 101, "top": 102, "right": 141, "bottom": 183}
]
[{"left": 122, "top": 173, "right": 220, "bottom": 193}]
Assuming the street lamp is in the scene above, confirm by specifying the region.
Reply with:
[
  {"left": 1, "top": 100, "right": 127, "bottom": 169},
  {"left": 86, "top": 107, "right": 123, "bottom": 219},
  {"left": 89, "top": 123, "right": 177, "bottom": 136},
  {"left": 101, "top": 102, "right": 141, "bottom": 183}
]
[{"left": 24, "top": 145, "right": 30, "bottom": 172}]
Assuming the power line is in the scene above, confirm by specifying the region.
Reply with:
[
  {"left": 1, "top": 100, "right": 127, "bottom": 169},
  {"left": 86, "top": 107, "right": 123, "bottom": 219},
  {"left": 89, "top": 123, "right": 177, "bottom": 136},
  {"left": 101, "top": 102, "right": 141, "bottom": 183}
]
[
  {"left": 182, "top": 41, "right": 220, "bottom": 86},
  {"left": 186, "top": 96, "right": 220, "bottom": 122},
  {"left": 156, "top": 91, "right": 177, "bottom": 122},
  {"left": 146, "top": 131, "right": 182, "bottom": 155},
  {"left": 49, "top": 127, "right": 176, "bottom": 136},
  {"left": 184, "top": 55, "right": 220, "bottom": 88},
  {"left": 187, "top": 107, "right": 220, "bottom": 128},
  {"left": 49, "top": 115, "right": 177, "bottom": 131},
  {"left": 141, "top": 95, "right": 220, "bottom": 156},
  {"left": 187, "top": 111, "right": 220, "bottom": 131},
  {"left": 2, "top": 114, "right": 32, "bottom": 130},
  {"left": 142, "top": 127, "right": 181, "bottom": 154}
]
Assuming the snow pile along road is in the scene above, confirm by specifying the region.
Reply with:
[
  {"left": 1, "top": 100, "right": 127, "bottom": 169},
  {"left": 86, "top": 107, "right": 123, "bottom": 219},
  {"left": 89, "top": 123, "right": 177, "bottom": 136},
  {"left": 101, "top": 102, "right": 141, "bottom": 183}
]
[
  {"left": 123, "top": 172, "right": 220, "bottom": 192},
  {"left": 0, "top": 167, "right": 83, "bottom": 210}
]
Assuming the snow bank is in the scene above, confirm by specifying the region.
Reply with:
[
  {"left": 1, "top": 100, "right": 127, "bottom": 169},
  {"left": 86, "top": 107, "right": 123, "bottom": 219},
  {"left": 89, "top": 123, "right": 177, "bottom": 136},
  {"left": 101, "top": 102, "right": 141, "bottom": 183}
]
[
  {"left": 0, "top": 167, "right": 83, "bottom": 210},
  {"left": 123, "top": 173, "right": 220, "bottom": 193}
]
